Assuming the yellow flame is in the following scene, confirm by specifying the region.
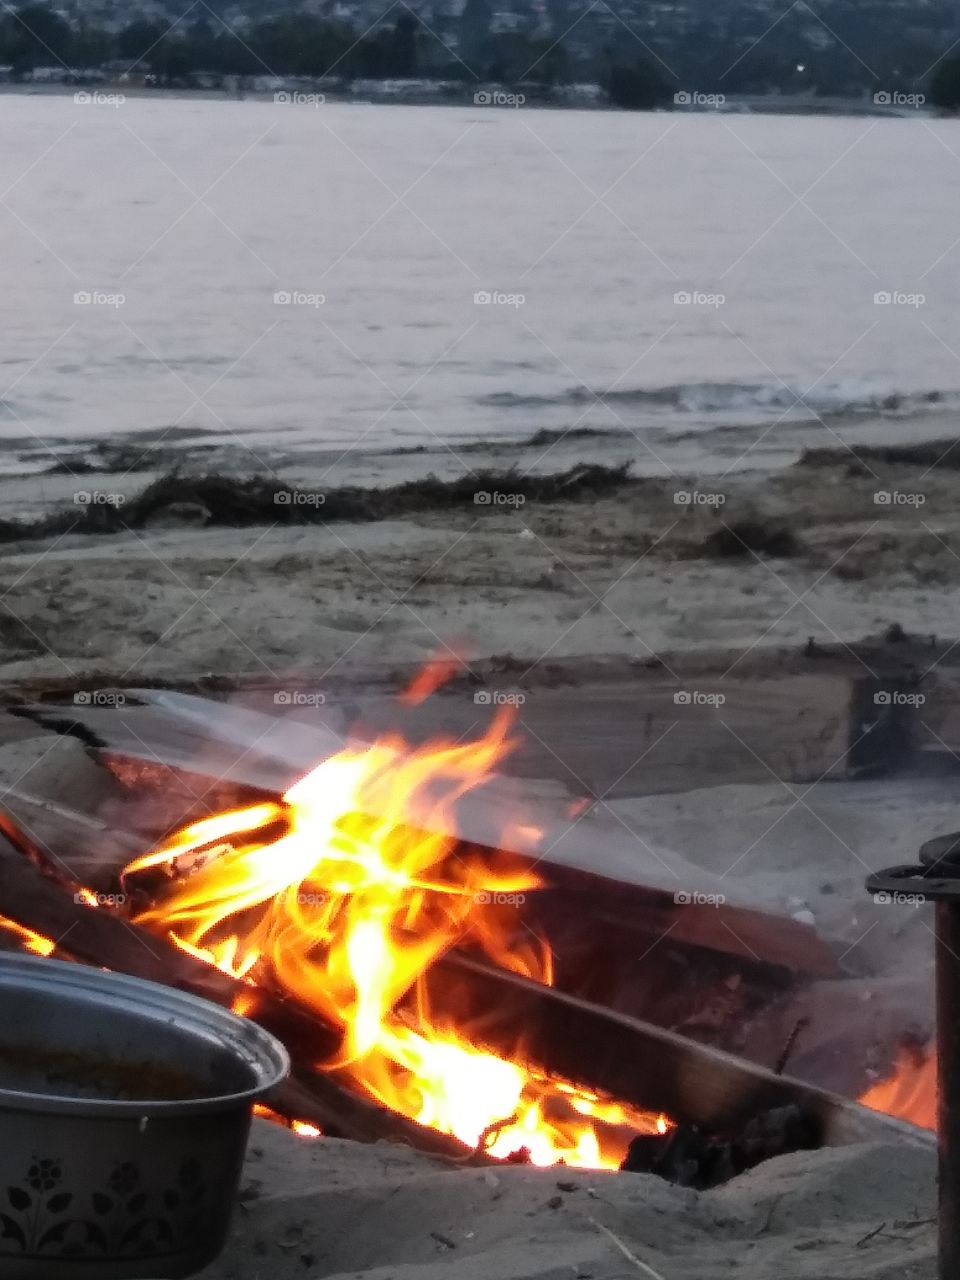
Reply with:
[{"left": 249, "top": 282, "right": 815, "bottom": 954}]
[
  {"left": 123, "top": 706, "right": 668, "bottom": 1167},
  {"left": 0, "top": 914, "right": 56, "bottom": 957}
]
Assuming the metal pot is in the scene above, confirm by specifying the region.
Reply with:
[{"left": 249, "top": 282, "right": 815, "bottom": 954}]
[{"left": 0, "top": 954, "right": 289, "bottom": 1280}]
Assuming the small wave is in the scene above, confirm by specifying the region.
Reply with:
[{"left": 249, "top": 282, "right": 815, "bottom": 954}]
[{"left": 479, "top": 382, "right": 954, "bottom": 418}]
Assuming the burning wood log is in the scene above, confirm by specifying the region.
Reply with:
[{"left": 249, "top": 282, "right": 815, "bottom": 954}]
[
  {"left": 0, "top": 837, "right": 476, "bottom": 1161},
  {"left": 0, "top": 678, "right": 928, "bottom": 1183},
  {"left": 11, "top": 691, "right": 838, "bottom": 980}
]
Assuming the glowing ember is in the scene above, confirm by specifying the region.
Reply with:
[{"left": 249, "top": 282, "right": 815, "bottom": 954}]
[
  {"left": 291, "top": 1120, "right": 322, "bottom": 1139},
  {"left": 253, "top": 1103, "right": 322, "bottom": 1138},
  {"left": 122, "top": 706, "right": 669, "bottom": 1167},
  {"left": 859, "top": 1044, "right": 936, "bottom": 1131},
  {"left": 0, "top": 914, "right": 56, "bottom": 956}
]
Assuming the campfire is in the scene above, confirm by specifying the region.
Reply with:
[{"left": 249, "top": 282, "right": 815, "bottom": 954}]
[
  {"left": 0, "top": 669, "right": 934, "bottom": 1193},
  {"left": 117, "top": 703, "right": 667, "bottom": 1168}
]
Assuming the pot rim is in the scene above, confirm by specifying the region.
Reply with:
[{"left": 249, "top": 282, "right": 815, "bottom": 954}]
[{"left": 0, "top": 953, "right": 290, "bottom": 1117}]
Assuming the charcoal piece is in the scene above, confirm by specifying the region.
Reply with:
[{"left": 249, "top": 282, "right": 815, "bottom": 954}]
[{"left": 620, "top": 1103, "right": 821, "bottom": 1189}]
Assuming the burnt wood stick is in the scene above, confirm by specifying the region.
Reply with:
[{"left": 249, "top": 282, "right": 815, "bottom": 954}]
[
  {"left": 425, "top": 950, "right": 933, "bottom": 1150},
  {"left": 0, "top": 839, "right": 473, "bottom": 1162}
]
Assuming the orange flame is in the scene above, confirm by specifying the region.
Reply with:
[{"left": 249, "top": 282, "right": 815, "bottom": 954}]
[
  {"left": 0, "top": 914, "right": 56, "bottom": 957},
  {"left": 859, "top": 1044, "right": 936, "bottom": 1131},
  {"left": 253, "top": 1103, "right": 322, "bottom": 1138},
  {"left": 122, "top": 706, "right": 667, "bottom": 1167}
]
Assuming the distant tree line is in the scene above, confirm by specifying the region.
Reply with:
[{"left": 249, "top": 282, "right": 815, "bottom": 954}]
[
  {"left": 0, "top": 4, "right": 580, "bottom": 84},
  {"left": 1, "top": 1, "right": 960, "bottom": 109}
]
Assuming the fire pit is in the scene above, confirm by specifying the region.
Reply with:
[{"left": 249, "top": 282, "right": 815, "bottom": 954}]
[
  {"left": 0, "top": 954, "right": 288, "bottom": 1280},
  {"left": 0, "top": 676, "right": 933, "bottom": 1214}
]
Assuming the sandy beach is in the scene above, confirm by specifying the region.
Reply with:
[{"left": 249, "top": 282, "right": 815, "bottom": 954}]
[
  {"left": 206, "top": 1119, "right": 937, "bottom": 1280},
  {"left": 0, "top": 438, "right": 956, "bottom": 684},
  {"left": 0, "top": 435, "right": 953, "bottom": 1278}
]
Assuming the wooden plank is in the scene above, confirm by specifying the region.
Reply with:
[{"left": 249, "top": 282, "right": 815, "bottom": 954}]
[
  {"left": 0, "top": 835, "right": 923, "bottom": 1157},
  {"left": 10, "top": 668, "right": 879, "bottom": 796},
  {"left": 427, "top": 952, "right": 932, "bottom": 1150},
  {"left": 10, "top": 694, "right": 839, "bottom": 978}
]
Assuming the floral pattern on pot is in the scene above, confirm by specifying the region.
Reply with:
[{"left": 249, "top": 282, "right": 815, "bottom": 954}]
[{"left": 0, "top": 1156, "right": 207, "bottom": 1258}]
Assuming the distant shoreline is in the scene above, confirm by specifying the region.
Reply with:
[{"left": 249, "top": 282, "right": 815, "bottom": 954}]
[{"left": 0, "top": 80, "right": 941, "bottom": 119}]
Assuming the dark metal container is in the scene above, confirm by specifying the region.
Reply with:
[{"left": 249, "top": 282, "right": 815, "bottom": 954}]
[
  {"left": 0, "top": 954, "right": 289, "bottom": 1280},
  {"left": 867, "top": 832, "right": 960, "bottom": 1280}
]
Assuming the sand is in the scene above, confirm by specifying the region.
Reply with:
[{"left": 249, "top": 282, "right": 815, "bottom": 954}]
[
  {"left": 0, "top": 443, "right": 951, "bottom": 1278},
  {"left": 0, "top": 445, "right": 955, "bottom": 683},
  {"left": 203, "top": 1119, "right": 937, "bottom": 1280}
]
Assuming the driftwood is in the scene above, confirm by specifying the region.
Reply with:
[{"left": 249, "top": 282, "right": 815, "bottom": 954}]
[
  {"left": 11, "top": 693, "right": 839, "bottom": 980},
  {"left": 0, "top": 824, "right": 928, "bottom": 1168},
  {"left": 426, "top": 952, "right": 932, "bottom": 1151}
]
